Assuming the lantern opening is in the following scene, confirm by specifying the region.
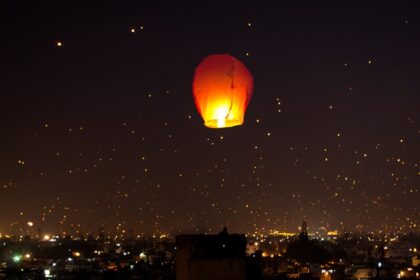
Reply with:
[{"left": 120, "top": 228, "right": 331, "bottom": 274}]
[{"left": 204, "top": 104, "right": 242, "bottom": 128}]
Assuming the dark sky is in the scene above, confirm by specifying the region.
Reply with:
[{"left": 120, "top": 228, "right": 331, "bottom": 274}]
[{"left": 1, "top": 1, "right": 419, "bottom": 236}]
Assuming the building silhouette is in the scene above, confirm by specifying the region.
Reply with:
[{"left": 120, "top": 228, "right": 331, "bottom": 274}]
[{"left": 176, "top": 228, "right": 248, "bottom": 280}]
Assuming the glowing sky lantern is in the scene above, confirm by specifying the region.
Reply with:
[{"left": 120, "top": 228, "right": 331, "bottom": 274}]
[{"left": 193, "top": 54, "right": 254, "bottom": 128}]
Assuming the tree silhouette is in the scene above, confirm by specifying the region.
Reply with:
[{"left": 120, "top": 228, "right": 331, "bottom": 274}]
[{"left": 286, "top": 235, "right": 331, "bottom": 264}]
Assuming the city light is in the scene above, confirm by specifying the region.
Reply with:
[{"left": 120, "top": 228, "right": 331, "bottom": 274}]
[
  {"left": 139, "top": 252, "right": 147, "bottom": 261},
  {"left": 73, "top": 251, "right": 81, "bottom": 257},
  {"left": 13, "top": 255, "right": 21, "bottom": 263}
]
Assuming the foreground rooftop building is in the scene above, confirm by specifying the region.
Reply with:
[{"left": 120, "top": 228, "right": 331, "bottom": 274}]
[{"left": 176, "top": 228, "right": 248, "bottom": 280}]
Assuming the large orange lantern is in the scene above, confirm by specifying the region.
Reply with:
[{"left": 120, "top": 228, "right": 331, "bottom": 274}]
[{"left": 192, "top": 54, "right": 254, "bottom": 128}]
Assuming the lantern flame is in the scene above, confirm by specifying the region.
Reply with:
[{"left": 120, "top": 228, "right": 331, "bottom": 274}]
[
  {"left": 215, "top": 106, "right": 228, "bottom": 128},
  {"left": 214, "top": 105, "right": 235, "bottom": 128},
  {"left": 193, "top": 54, "right": 253, "bottom": 128}
]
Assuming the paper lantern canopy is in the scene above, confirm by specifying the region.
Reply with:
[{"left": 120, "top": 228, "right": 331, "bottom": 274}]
[{"left": 192, "top": 54, "right": 254, "bottom": 128}]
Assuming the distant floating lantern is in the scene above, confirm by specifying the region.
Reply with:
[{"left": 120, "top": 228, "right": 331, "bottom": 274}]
[{"left": 192, "top": 54, "right": 254, "bottom": 128}]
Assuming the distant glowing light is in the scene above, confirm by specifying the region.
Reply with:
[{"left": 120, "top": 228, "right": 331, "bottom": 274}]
[
  {"left": 56, "top": 41, "right": 62, "bottom": 47},
  {"left": 73, "top": 251, "right": 81, "bottom": 257},
  {"left": 43, "top": 234, "right": 50, "bottom": 241},
  {"left": 27, "top": 221, "right": 34, "bottom": 227},
  {"left": 139, "top": 252, "right": 147, "bottom": 260}
]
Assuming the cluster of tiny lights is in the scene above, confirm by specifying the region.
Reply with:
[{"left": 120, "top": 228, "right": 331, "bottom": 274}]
[{"left": 0, "top": 2, "right": 418, "bottom": 237}]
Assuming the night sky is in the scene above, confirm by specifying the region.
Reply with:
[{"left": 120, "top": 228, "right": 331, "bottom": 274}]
[{"left": 1, "top": 1, "right": 419, "bottom": 236}]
